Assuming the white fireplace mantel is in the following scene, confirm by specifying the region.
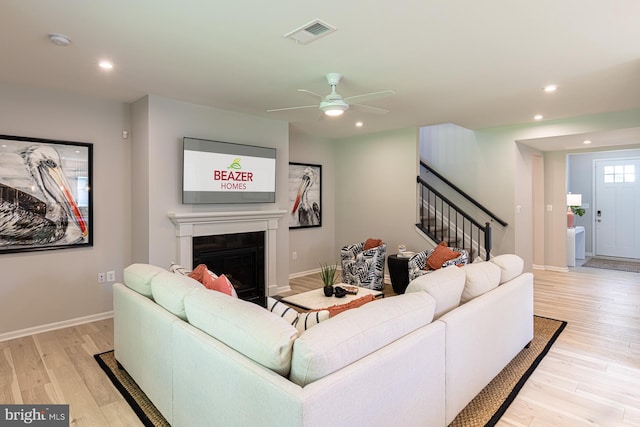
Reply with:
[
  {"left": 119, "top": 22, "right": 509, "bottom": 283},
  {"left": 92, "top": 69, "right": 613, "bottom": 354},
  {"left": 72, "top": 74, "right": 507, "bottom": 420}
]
[{"left": 168, "top": 210, "right": 286, "bottom": 296}]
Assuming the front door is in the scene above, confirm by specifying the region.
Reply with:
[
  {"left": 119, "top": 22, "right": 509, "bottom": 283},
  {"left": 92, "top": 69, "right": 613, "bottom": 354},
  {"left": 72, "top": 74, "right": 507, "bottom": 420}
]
[{"left": 594, "top": 158, "right": 640, "bottom": 259}]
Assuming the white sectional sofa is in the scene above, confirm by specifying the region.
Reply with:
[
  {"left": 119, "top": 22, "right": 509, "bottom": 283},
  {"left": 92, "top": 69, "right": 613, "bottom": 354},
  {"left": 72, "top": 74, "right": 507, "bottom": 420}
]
[{"left": 113, "top": 254, "right": 532, "bottom": 427}]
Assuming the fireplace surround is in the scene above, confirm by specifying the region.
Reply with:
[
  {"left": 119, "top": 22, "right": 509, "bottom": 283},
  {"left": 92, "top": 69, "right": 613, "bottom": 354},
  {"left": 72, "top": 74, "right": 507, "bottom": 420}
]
[{"left": 168, "top": 210, "right": 286, "bottom": 298}]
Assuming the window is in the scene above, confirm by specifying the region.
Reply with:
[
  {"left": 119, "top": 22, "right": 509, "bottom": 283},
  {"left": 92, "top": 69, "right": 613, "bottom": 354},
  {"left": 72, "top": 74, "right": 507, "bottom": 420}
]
[{"left": 603, "top": 164, "right": 635, "bottom": 183}]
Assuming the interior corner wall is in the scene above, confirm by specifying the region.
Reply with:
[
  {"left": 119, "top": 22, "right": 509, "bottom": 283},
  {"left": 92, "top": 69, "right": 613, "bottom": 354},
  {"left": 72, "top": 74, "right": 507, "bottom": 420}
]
[
  {"left": 0, "top": 83, "right": 132, "bottom": 338},
  {"left": 334, "top": 127, "right": 426, "bottom": 256},
  {"left": 131, "top": 96, "right": 150, "bottom": 263},
  {"left": 288, "top": 127, "right": 336, "bottom": 273},
  {"left": 130, "top": 95, "right": 290, "bottom": 291}
]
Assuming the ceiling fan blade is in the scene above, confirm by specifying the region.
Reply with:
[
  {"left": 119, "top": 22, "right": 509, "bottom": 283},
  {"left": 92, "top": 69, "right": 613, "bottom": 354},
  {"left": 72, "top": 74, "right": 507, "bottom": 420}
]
[
  {"left": 351, "top": 103, "right": 389, "bottom": 115},
  {"left": 343, "top": 90, "right": 395, "bottom": 105},
  {"left": 297, "top": 89, "right": 323, "bottom": 99},
  {"left": 266, "top": 105, "right": 318, "bottom": 113}
]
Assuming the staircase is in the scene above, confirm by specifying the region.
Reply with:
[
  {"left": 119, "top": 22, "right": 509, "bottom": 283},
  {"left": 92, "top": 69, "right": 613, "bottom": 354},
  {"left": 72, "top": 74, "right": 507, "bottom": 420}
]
[{"left": 417, "top": 161, "right": 507, "bottom": 260}]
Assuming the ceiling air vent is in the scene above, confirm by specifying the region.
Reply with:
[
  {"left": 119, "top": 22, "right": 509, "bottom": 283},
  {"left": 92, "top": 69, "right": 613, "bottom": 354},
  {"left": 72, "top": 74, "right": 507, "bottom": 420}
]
[{"left": 284, "top": 19, "right": 337, "bottom": 45}]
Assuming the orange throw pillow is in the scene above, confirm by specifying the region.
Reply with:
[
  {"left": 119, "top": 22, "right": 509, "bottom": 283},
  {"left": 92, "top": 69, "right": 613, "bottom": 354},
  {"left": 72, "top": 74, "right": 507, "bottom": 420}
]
[
  {"left": 207, "top": 274, "right": 235, "bottom": 296},
  {"left": 189, "top": 264, "right": 211, "bottom": 283},
  {"left": 426, "top": 242, "right": 460, "bottom": 270},
  {"left": 363, "top": 238, "right": 383, "bottom": 250},
  {"left": 189, "top": 264, "right": 234, "bottom": 296}
]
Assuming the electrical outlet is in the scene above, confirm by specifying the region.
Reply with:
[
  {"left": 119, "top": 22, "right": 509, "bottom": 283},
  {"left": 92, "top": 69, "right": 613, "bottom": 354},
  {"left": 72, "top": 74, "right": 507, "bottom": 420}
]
[
  {"left": 98, "top": 272, "right": 106, "bottom": 283},
  {"left": 292, "top": 251, "right": 297, "bottom": 260},
  {"left": 106, "top": 270, "right": 116, "bottom": 282}
]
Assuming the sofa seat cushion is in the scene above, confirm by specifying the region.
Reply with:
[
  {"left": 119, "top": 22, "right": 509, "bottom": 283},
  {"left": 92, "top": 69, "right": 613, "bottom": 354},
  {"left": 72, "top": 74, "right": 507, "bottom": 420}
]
[
  {"left": 185, "top": 288, "right": 299, "bottom": 376},
  {"left": 289, "top": 291, "right": 436, "bottom": 386},
  {"left": 150, "top": 271, "right": 204, "bottom": 320},
  {"left": 459, "top": 261, "right": 501, "bottom": 304},
  {"left": 123, "top": 263, "right": 167, "bottom": 298},
  {"left": 405, "top": 265, "right": 466, "bottom": 318},
  {"left": 490, "top": 254, "right": 524, "bottom": 284}
]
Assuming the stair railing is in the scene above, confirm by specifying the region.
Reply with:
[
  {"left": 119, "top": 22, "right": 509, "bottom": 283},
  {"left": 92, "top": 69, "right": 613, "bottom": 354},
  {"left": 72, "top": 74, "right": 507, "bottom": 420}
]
[{"left": 417, "top": 162, "right": 508, "bottom": 260}]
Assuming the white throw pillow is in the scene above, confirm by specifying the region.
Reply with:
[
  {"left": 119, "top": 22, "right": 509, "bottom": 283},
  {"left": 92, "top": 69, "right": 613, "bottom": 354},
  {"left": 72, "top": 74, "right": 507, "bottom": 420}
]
[
  {"left": 185, "top": 288, "right": 298, "bottom": 376},
  {"left": 405, "top": 265, "right": 466, "bottom": 318},
  {"left": 490, "top": 254, "right": 524, "bottom": 284},
  {"left": 123, "top": 263, "right": 167, "bottom": 298},
  {"left": 459, "top": 261, "right": 501, "bottom": 304}
]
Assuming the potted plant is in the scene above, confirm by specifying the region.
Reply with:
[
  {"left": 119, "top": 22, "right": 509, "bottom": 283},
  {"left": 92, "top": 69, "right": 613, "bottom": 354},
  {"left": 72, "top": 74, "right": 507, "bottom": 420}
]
[
  {"left": 571, "top": 206, "right": 586, "bottom": 217},
  {"left": 320, "top": 262, "right": 337, "bottom": 296}
]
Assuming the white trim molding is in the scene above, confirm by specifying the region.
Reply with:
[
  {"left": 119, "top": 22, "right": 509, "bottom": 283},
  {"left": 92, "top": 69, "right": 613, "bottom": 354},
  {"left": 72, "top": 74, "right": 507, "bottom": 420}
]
[
  {"left": 168, "top": 210, "right": 286, "bottom": 297},
  {"left": 0, "top": 311, "right": 113, "bottom": 343}
]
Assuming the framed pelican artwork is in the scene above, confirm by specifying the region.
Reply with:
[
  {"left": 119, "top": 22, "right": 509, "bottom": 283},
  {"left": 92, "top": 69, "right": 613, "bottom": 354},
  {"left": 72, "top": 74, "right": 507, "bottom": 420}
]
[
  {"left": 0, "top": 134, "right": 93, "bottom": 254},
  {"left": 288, "top": 162, "right": 321, "bottom": 229}
]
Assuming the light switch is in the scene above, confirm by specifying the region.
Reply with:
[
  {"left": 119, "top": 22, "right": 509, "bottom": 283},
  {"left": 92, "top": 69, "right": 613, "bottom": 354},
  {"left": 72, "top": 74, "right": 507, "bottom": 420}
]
[{"left": 547, "top": 205, "right": 553, "bottom": 211}]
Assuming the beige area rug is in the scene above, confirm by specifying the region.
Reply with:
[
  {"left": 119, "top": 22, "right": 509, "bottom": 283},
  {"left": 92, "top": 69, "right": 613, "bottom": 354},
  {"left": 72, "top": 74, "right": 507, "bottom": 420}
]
[
  {"left": 582, "top": 257, "right": 640, "bottom": 273},
  {"left": 95, "top": 316, "right": 566, "bottom": 427}
]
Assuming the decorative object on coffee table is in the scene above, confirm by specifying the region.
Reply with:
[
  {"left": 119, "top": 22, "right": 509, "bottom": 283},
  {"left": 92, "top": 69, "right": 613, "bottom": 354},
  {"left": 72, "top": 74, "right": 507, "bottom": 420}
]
[{"left": 320, "top": 262, "right": 337, "bottom": 296}]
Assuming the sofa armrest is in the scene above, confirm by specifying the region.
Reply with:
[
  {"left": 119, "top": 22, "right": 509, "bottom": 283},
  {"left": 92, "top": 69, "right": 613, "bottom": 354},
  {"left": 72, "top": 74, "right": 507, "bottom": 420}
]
[{"left": 437, "top": 273, "right": 534, "bottom": 424}]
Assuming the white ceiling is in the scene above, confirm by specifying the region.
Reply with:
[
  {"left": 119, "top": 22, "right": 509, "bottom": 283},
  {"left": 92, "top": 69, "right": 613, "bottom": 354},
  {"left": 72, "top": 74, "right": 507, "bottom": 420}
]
[{"left": 2, "top": 0, "right": 640, "bottom": 147}]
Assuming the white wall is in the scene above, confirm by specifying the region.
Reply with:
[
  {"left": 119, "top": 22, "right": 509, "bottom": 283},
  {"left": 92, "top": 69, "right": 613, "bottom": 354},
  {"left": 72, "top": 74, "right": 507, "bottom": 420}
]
[
  {"left": 0, "top": 84, "right": 131, "bottom": 338},
  {"left": 131, "top": 95, "right": 291, "bottom": 291},
  {"left": 288, "top": 127, "right": 337, "bottom": 273},
  {"left": 334, "top": 128, "right": 426, "bottom": 257}
]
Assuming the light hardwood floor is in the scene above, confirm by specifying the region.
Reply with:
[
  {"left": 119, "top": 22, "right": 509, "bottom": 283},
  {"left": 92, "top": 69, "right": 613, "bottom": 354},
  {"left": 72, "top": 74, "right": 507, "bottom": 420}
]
[{"left": 1, "top": 266, "right": 638, "bottom": 426}]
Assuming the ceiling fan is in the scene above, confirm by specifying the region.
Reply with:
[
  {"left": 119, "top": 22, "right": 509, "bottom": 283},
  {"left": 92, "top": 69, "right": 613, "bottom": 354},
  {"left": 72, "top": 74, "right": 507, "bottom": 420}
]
[{"left": 267, "top": 73, "right": 395, "bottom": 117}]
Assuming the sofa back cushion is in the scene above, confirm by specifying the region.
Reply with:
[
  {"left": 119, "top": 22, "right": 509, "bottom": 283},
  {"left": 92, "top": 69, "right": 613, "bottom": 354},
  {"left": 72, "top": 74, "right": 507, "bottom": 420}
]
[
  {"left": 289, "top": 291, "right": 436, "bottom": 386},
  {"left": 150, "top": 271, "right": 204, "bottom": 320},
  {"left": 405, "top": 265, "right": 466, "bottom": 318},
  {"left": 490, "top": 254, "right": 524, "bottom": 284},
  {"left": 184, "top": 288, "right": 298, "bottom": 377},
  {"left": 459, "top": 261, "right": 501, "bottom": 304},
  {"left": 123, "top": 263, "right": 167, "bottom": 298}
]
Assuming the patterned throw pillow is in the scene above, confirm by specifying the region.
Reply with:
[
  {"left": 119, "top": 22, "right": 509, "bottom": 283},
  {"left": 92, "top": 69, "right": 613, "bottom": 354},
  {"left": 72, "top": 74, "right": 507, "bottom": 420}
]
[
  {"left": 169, "top": 263, "right": 190, "bottom": 275},
  {"left": 267, "top": 297, "right": 330, "bottom": 334}
]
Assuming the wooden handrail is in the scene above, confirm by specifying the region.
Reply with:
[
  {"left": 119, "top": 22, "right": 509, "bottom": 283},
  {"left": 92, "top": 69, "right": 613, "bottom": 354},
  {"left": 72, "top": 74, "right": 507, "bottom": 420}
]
[{"left": 420, "top": 161, "right": 508, "bottom": 227}]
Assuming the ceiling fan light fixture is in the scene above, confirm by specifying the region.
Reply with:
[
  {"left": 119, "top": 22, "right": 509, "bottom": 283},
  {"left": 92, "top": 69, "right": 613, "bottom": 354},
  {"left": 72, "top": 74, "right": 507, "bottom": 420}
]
[{"left": 320, "top": 100, "right": 348, "bottom": 116}]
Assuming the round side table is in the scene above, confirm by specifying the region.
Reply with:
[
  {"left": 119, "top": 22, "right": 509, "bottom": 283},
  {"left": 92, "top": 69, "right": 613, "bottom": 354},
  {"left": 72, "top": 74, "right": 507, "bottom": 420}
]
[{"left": 387, "top": 254, "right": 410, "bottom": 294}]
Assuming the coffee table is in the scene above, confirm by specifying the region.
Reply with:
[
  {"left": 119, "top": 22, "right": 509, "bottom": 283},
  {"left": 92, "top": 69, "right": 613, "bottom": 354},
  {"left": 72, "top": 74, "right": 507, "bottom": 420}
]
[{"left": 281, "top": 284, "right": 384, "bottom": 310}]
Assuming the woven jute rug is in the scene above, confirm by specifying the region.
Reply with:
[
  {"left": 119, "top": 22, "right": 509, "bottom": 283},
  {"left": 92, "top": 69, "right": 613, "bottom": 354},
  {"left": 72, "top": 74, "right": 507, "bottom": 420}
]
[
  {"left": 95, "top": 315, "right": 565, "bottom": 427},
  {"left": 582, "top": 257, "right": 640, "bottom": 273},
  {"left": 94, "top": 352, "right": 170, "bottom": 427},
  {"left": 450, "top": 315, "right": 566, "bottom": 426}
]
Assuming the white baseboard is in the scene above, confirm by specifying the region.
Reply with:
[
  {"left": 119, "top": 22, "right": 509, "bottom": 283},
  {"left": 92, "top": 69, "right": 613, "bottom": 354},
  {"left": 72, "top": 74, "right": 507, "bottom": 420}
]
[
  {"left": 0, "top": 311, "right": 114, "bottom": 343},
  {"left": 532, "top": 264, "right": 569, "bottom": 272}
]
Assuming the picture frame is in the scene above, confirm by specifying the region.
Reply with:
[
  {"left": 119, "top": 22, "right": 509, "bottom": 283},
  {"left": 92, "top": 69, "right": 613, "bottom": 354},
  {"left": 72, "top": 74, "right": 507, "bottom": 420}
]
[
  {"left": 288, "top": 162, "right": 321, "bottom": 229},
  {"left": 0, "top": 134, "right": 93, "bottom": 254}
]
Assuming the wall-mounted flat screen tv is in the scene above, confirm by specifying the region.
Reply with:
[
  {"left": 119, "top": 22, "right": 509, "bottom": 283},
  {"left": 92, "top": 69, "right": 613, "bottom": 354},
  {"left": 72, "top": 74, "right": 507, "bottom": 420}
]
[{"left": 182, "top": 137, "right": 276, "bottom": 204}]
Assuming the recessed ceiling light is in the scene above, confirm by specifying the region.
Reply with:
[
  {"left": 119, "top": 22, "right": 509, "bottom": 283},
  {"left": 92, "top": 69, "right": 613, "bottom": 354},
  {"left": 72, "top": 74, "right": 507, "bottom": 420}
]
[
  {"left": 355, "top": 121, "right": 363, "bottom": 127},
  {"left": 534, "top": 114, "right": 543, "bottom": 120},
  {"left": 583, "top": 140, "right": 592, "bottom": 145},
  {"left": 99, "top": 60, "right": 113, "bottom": 70},
  {"left": 543, "top": 84, "right": 558, "bottom": 93},
  {"left": 48, "top": 33, "right": 71, "bottom": 47}
]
